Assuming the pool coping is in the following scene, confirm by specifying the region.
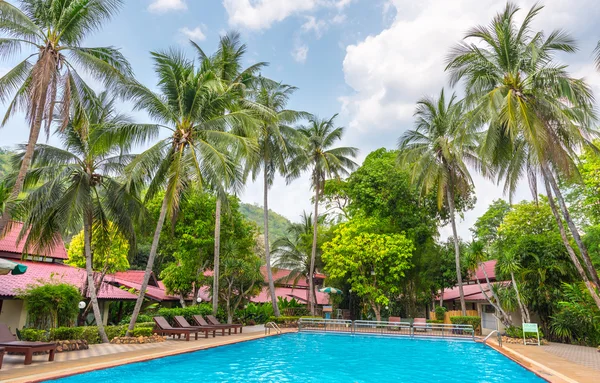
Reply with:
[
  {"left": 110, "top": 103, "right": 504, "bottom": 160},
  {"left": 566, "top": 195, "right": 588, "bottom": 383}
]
[{"left": 1, "top": 329, "right": 296, "bottom": 383}]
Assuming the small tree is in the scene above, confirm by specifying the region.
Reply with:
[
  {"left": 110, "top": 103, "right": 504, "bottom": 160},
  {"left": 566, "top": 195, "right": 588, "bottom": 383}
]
[
  {"left": 322, "top": 217, "right": 414, "bottom": 321},
  {"left": 19, "top": 282, "right": 81, "bottom": 329},
  {"left": 67, "top": 224, "right": 130, "bottom": 273}
]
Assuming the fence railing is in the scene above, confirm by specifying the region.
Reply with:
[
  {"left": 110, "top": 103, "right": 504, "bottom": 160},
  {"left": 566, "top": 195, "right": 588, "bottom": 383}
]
[
  {"left": 429, "top": 310, "right": 479, "bottom": 324},
  {"left": 298, "top": 318, "right": 475, "bottom": 340}
]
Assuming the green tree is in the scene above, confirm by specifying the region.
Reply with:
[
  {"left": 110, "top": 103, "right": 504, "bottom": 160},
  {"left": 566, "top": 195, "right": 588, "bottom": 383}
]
[
  {"left": 246, "top": 76, "right": 307, "bottom": 317},
  {"left": 446, "top": 3, "right": 600, "bottom": 308},
  {"left": 471, "top": 199, "right": 511, "bottom": 247},
  {"left": 19, "top": 92, "right": 146, "bottom": 343},
  {"left": 322, "top": 217, "right": 414, "bottom": 321},
  {"left": 0, "top": 0, "right": 132, "bottom": 231},
  {"left": 123, "top": 49, "right": 258, "bottom": 334},
  {"left": 288, "top": 114, "right": 358, "bottom": 314},
  {"left": 398, "top": 89, "right": 480, "bottom": 315},
  {"left": 67, "top": 224, "right": 130, "bottom": 273}
]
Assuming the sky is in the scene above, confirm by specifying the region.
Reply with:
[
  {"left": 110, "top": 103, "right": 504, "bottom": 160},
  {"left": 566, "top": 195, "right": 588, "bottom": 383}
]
[{"left": 1, "top": 0, "right": 600, "bottom": 240}]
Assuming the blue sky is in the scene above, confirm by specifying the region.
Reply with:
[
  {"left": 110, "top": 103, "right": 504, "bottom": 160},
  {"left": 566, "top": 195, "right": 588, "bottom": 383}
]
[{"left": 2, "top": 0, "right": 600, "bottom": 239}]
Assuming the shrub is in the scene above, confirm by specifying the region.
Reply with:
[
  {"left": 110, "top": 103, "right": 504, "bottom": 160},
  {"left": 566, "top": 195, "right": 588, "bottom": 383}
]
[
  {"left": 50, "top": 327, "right": 84, "bottom": 341},
  {"left": 449, "top": 316, "right": 481, "bottom": 333},
  {"left": 19, "top": 328, "right": 48, "bottom": 342},
  {"left": 236, "top": 303, "right": 274, "bottom": 324},
  {"left": 18, "top": 282, "right": 81, "bottom": 329},
  {"left": 426, "top": 319, "right": 444, "bottom": 324},
  {"left": 434, "top": 306, "right": 447, "bottom": 321},
  {"left": 132, "top": 327, "right": 154, "bottom": 337},
  {"left": 506, "top": 325, "right": 544, "bottom": 339},
  {"left": 136, "top": 322, "right": 156, "bottom": 328},
  {"left": 119, "top": 314, "right": 153, "bottom": 325}
]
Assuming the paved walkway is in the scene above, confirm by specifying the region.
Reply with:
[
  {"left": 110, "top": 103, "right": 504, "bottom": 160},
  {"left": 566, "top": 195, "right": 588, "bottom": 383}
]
[{"left": 543, "top": 342, "right": 600, "bottom": 372}]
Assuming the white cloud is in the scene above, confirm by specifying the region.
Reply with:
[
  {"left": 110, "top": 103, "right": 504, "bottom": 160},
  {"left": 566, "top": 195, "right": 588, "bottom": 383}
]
[
  {"left": 222, "top": 0, "right": 353, "bottom": 30},
  {"left": 302, "top": 16, "right": 328, "bottom": 38},
  {"left": 331, "top": 13, "right": 346, "bottom": 24},
  {"left": 179, "top": 25, "right": 207, "bottom": 42},
  {"left": 148, "top": 0, "right": 187, "bottom": 13},
  {"left": 292, "top": 43, "right": 309, "bottom": 63},
  {"left": 338, "top": 0, "right": 600, "bottom": 239}
]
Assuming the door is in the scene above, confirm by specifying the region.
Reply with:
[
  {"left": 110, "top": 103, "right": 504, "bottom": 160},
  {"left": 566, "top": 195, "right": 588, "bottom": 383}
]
[{"left": 481, "top": 304, "right": 498, "bottom": 330}]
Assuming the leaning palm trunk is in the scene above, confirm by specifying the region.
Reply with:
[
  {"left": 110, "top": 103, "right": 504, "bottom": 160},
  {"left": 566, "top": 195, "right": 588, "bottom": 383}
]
[
  {"left": 127, "top": 194, "right": 170, "bottom": 335},
  {"left": 474, "top": 277, "right": 511, "bottom": 327},
  {"left": 83, "top": 213, "right": 109, "bottom": 343},
  {"left": 543, "top": 165, "right": 600, "bottom": 288},
  {"left": 541, "top": 172, "right": 600, "bottom": 310},
  {"left": 308, "top": 181, "right": 320, "bottom": 315},
  {"left": 446, "top": 187, "right": 466, "bottom": 315},
  {"left": 480, "top": 261, "right": 510, "bottom": 320},
  {"left": 263, "top": 169, "right": 280, "bottom": 317},
  {"left": 212, "top": 198, "right": 221, "bottom": 315},
  {"left": 510, "top": 271, "right": 530, "bottom": 323}
]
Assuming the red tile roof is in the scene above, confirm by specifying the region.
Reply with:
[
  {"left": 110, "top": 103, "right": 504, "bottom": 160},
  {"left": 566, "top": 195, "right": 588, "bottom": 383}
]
[
  {"left": 470, "top": 260, "right": 497, "bottom": 282},
  {"left": 251, "top": 286, "right": 330, "bottom": 305},
  {"left": 259, "top": 266, "right": 326, "bottom": 288},
  {"left": 441, "top": 281, "right": 510, "bottom": 302},
  {"left": 106, "top": 276, "right": 182, "bottom": 302},
  {"left": 0, "top": 259, "right": 136, "bottom": 300},
  {"left": 0, "top": 222, "right": 68, "bottom": 260},
  {"left": 112, "top": 270, "right": 159, "bottom": 287}
]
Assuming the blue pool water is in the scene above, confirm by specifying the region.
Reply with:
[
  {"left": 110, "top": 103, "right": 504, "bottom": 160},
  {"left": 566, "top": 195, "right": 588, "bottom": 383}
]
[{"left": 48, "top": 333, "right": 544, "bottom": 382}]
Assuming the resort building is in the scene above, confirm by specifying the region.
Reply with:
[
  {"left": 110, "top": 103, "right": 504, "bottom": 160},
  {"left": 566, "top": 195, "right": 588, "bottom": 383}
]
[{"left": 252, "top": 266, "right": 330, "bottom": 307}]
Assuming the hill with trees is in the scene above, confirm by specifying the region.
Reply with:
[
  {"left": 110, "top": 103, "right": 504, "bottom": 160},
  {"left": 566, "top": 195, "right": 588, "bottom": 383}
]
[{"left": 239, "top": 203, "right": 292, "bottom": 241}]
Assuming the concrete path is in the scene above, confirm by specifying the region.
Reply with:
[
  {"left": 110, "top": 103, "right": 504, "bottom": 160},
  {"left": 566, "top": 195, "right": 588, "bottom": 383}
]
[{"left": 543, "top": 342, "right": 600, "bottom": 372}]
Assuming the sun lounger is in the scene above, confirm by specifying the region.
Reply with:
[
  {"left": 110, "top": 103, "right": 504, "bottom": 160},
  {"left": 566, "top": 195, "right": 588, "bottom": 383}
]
[
  {"left": 153, "top": 317, "right": 213, "bottom": 340},
  {"left": 413, "top": 318, "right": 428, "bottom": 332},
  {"left": 0, "top": 324, "right": 56, "bottom": 365},
  {"left": 205, "top": 315, "right": 243, "bottom": 334},
  {"left": 388, "top": 316, "right": 401, "bottom": 324},
  {"left": 173, "top": 316, "right": 221, "bottom": 336},
  {"left": 0, "top": 347, "right": 4, "bottom": 370}
]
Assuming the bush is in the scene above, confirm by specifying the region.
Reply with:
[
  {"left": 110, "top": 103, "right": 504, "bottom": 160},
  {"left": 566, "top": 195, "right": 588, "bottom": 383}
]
[
  {"left": 119, "top": 314, "right": 153, "bottom": 325},
  {"left": 449, "top": 316, "right": 481, "bottom": 333},
  {"left": 267, "top": 316, "right": 321, "bottom": 324},
  {"left": 505, "top": 325, "right": 544, "bottom": 339},
  {"left": 19, "top": 328, "right": 48, "bottom": 342},
  {"left": 426, "top": 319, "right": 444, "bottom": 324},
  {"left": 236, "top": 303, "right": 274, "bottom": 324},
  {"left": 136, "top": 322, "right": 156, "bottom": 328},
  {"left": 434, "top": 306, "right": 447, "bottom": 321},
  {"left": 51, "top": 327, "right": 84, "bottom": 341},
  {"left": 156, "top": 304, "right": 219, "bottom": 325},
  {"left": 18, "top": 282, "right": 81, "bottom": 329},
  {"left": 132, "top": 327, "right": 154, "bottom": 337}
]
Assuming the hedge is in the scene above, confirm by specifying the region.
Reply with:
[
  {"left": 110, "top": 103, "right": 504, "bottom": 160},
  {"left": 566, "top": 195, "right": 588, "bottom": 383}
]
[
  {"left": 426, "top": 319, "right": 444, "bottom": 324},
  {"left": 449, "top": 316, "right": 481, "bottom": 333},
  {"left": 118, "top": 314, "right": 154, "bottom": 325},
  {"left": 156, "top": 304, "right": 226, "bottom": 324},
  {"left": 19, "top": 323, "right": 156, "bottom": 344},
  {"left": 505, "top": 325, "right": 544, "bottom": 339}
]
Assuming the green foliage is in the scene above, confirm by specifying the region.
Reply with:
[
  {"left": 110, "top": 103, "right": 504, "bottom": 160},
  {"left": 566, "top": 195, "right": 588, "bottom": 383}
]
[
  {"left": 156, "top": 304, "right": 222, "bottom": 324},
  {"left": 505, "top": 325, "right": 544, "bottom": 340},
  {"left": 119, "top": 314, "right": 153, "bottom": 325},
  {"left": 550, "top": 283, "right": 600, "bottom": 347},
  {"left": 0, "top": 148, "right": 13, "bottom": 178},
  {"left": 564, "top": 142, "right": 600, "bottom": 227},
  {"left": 236, "top": 303, "right": 274, "bottom": 325},
  {"left": 426, "top": 319, "right": 444, "bottom": 324},
  {"left": 18, "top": 282, "right": 81, "bottom": 329},
  {"left": 277, "top": 297, "right": 304, "bottom": 309},
  {"left": 434, "top": 306, "right": 447, "bottom": 321},
  {"left": 19, "top": 329, "right": 48, "bottom": 342},
  {"left": 51, "top": 327, "right": 84, "bottom": 341},
  {"left": 449, "top": 316, "right": 481, "bottom": 333},
  {"left": 239, "top": 203, "right": 291, "bottom": 241},
  {"left": 66, "top": 224, "right": 130, "bottom": 273},
  {"left": 323, "top": 217, "right": 414, "bottom": 319},
  {"left": 132, "top": 327, "right": 154, "bottom": 337},
  {"left": 267, "top": 316, "right": 320, "bottom": 324},
  {"left": 471, "top": 199, "right": 511, "bottom": 246}
]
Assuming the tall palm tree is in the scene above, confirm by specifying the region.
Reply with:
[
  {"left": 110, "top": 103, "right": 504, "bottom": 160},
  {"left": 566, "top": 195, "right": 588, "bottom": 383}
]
[
  {"left": 446, "top": 2, "right": 600, "bottom": 306},
  {"left": 246, "top": 77, "right": 307, "bottom": 317},
  {"left": 398, "top": 89, "right": 481, "bottom": 316},
  {"left": 193, "top": 32, "right": 266, "bottom": 316},
  {"left": 0, "top": 0, "right": 132, "bottom": 232},
  {"left": 287, "top": 114, "right": 358, "bottom": 314},
  {"left": 18, "top": 91, "right": 150, "bottom": 343},
  {"left": 124, "top": 49, "right": 258, "bottom": 334}
]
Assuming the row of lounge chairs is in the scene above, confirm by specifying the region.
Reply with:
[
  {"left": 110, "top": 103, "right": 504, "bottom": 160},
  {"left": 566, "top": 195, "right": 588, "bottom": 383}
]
[{"left": 152, "top": 315, "right": 243, "bottom": 341}]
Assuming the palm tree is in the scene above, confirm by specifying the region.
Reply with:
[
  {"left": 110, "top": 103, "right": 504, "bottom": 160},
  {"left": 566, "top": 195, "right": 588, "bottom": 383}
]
[
  {"left": 193, "top": 32, "right": 266, "bottom": 316},
  {"left": 18, "top": 91, "right": 149, "bottom": 343},
  {"left": 446, "top": 2, "right": 600, "bottom": 306},
  {"left": 594, "top": 41, "right": 600, "bottom": 71},
  {"left": 497, "top": 250, "right": 530, "bottom": 323},
  {"left": 0, "top": 0, "right": 132, "bottom": 232},
  {"left": 287, "top": 115, "right": 358, "bottom": 314},
  {"left": 246, "top": 77, "right": 307, "bottom": 317},
  {"left": 124, "top": 49, "right": 258, "bottom": 334},
  {"left": 398, "top": 89, "right": 480, "bottom": 316}
]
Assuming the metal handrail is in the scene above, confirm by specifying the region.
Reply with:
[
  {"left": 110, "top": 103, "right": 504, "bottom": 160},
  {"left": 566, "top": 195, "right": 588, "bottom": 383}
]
[
  {"left": 265, "top": 321, "right": 282, "bottom": 335},
  {"left": 482, "top": 330, "right": 502, "bottom": 347}
]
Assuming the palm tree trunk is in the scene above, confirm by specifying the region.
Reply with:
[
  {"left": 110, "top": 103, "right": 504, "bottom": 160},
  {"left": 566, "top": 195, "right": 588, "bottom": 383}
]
[
  {"left": 83, "top": 211, "right": 109, "bottom": 343},
  {"left": 308, "top": 180, "right": 320, "bottom": 315},
  {"left": 544, "top": 165, "right": 600, "bottom": 288},
  {"left": 481, "top": 262, "right": 510, "bottom": 320},
  {"left": 474, "top": 277, "right": 511, "bottom": 327},
  {"left": 439, "top": 288, "right": 444, "bottom": 307},
  {"left": 0, "top": 83, "right": 49, "bottom": 234},
  {"left": 510, "top": 271, "right": 530, "bottom": 323},
  {"left": 446, "top": 187, "right": 466, "bottom": 315},
  {"left": 126, "top": 193, "right": 170, "bottom": 335},
  {"left": 263, "top": 168, "right": 280, "bottom": 317},
  {"left": 212, "top": 197, "right": 221, "bottom": 315},
  {"left": 542, "top": 174, "right": 600, "bottom": 310}
]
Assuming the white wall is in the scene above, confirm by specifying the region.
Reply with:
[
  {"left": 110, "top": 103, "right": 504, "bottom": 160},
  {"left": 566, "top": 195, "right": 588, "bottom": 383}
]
[{"left": 0, "top": 299, "right": 27, "bottom": 334}]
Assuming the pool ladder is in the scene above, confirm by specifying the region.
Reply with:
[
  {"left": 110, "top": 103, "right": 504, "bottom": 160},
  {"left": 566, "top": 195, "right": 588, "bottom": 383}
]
[
  {"left": 265, "top": 322, "right": 282, "bottom": 335},
  {"left": 482, "top": 330, "right": 502, "bottom": 347}
]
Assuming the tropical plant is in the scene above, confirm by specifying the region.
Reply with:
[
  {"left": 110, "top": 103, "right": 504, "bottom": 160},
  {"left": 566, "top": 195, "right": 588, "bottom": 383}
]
[
  {"left": 18, "top": 281, "right": 81, "bottom": 329},
  {"left": 398, "top": 89, "right": 480, "bottom": 315},
  {"left": 287, "top": 114, "right": 358, "bottom": 314},
  {"left": 446, "top": 2, "right": 600, "bottom": 308},
  {"left": 67, "top": 223, "right": 130, "bottom": 273},
  {"left": 123, "top": 49, "right": 258, "bottom": 334},
  {"left": 0, "top": 0, "right": 132, "bottom": 231},
  {"left": 551, "top": 283, "right": 600, "bottom": 347},
  {"left": 17, "top": 91, "right": 146, "bottom": 342},
  {"left": 246, "top": 76, "right": 308, "bottom": 317},
  {"left": 497, "top": 250, "right": 530, "bottom": 323}
]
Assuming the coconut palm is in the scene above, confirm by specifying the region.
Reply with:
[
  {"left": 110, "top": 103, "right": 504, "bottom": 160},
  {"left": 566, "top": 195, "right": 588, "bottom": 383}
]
[
  {"left": 124, "top": 49, "right": 258, "bottom": 334},
  {"left": 193, "top": 32, "right": 266, "bottom": 316},
  {"left": 497, "top": 250, "right": 530, "bottom": 323},
  {"left": 246, "top": 77, "right": 308, "bottom": 317},
  {"left": 445, "top": 2, "right": 600, "bottom": 304},
  {"left": 17, "top": 91, "right": 151, "bottom": 343},
  {"left": 0, "top": 0, "right": 132, "bottom": 232},
  {"left": 398, "top": 89, "right": 480, "bottom": 316},
  {"left": 287, "top": 115, "right": 358, "bottom": 314},
  {"left": 594, "top": 41, "right": 600, "bottom": 71}
]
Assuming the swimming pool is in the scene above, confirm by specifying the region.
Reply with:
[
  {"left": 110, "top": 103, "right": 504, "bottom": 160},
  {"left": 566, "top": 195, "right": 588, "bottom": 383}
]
[{"left": 48, "top": 333, "right": 544, "bottom": 382}]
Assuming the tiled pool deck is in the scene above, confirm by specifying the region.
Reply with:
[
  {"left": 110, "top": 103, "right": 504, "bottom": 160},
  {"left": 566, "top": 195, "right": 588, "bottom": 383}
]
[{"left": 0, "top": 327, "right": 598, "bottom": 383}]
